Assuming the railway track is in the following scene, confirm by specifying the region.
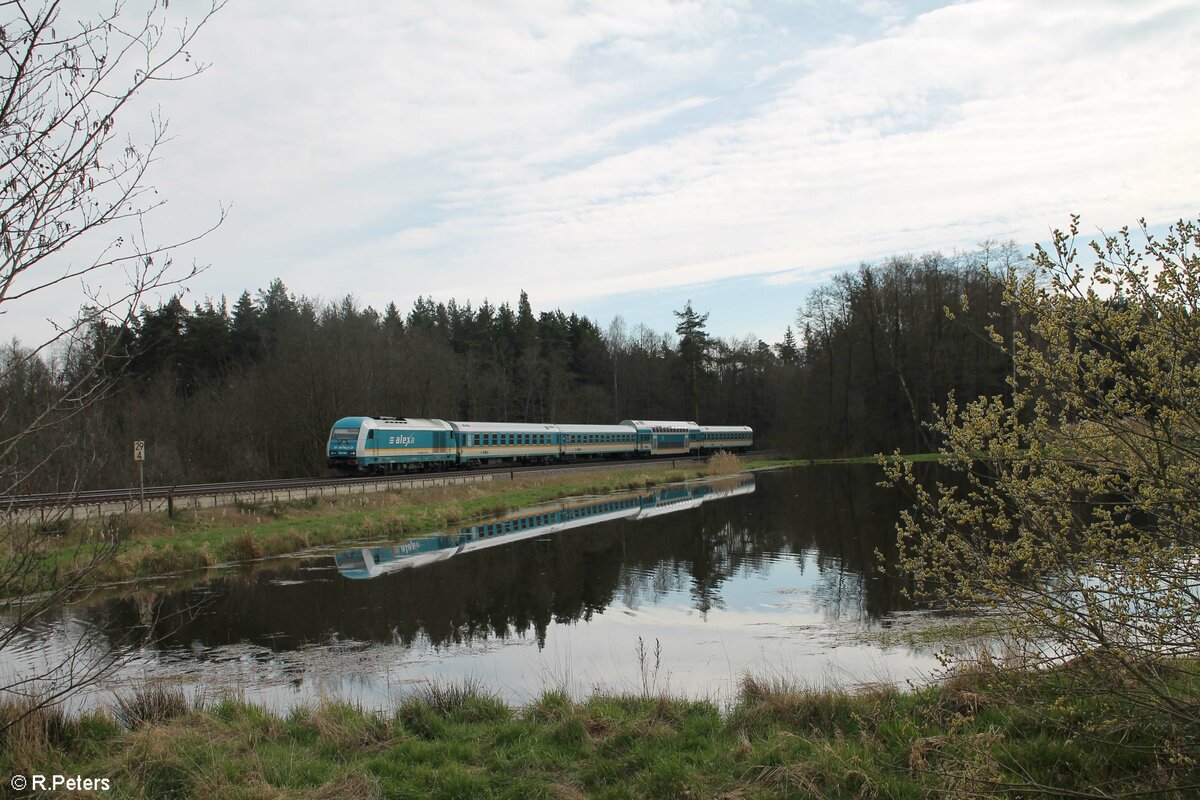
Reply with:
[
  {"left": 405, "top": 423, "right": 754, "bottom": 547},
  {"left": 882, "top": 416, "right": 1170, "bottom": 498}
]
[{"left": 4, "top": 451, "right": 773, "bottom": 513}]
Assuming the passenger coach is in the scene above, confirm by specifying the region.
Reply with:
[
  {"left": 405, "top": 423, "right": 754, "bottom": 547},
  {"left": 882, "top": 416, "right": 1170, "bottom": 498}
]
[{"left": 326, "top": 414, "right": 752, "bottom": 472}]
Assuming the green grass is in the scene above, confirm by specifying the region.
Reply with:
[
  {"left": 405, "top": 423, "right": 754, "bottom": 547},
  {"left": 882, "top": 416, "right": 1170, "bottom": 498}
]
[{"left": 5, "top": 661, "right": 1198, "bottom": 799}]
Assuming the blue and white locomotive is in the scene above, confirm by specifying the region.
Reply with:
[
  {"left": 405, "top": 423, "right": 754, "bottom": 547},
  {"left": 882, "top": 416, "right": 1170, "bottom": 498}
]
[{"left": 327, "top": 414, "right": 752, "bottom": 472}]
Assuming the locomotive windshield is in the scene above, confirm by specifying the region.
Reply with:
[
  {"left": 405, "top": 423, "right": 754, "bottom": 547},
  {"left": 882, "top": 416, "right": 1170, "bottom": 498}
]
[{"left": 331, "top": 427, "right": 359, "bottom": 441}]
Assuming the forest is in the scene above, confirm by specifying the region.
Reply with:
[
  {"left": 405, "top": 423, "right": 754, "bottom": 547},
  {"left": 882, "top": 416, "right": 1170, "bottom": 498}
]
[{"left": 1, "top": 241, "right": 1020, "bottom": 492}]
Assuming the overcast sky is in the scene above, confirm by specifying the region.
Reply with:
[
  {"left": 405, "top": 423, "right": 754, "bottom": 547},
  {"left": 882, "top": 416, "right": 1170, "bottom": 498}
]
[{"left": 9, "top": 0, "right": 1200, "bottom": 347}]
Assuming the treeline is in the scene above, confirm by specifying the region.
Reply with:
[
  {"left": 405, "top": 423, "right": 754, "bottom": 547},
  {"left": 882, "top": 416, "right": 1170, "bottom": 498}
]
[{"left": 3, "top": 243, "right": 1021, "bottom": 490}]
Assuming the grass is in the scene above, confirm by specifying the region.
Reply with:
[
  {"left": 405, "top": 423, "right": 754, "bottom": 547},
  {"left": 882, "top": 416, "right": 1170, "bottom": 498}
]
[
  {"left": 5, "top": 458, "right": 780, "bottom": 595},
  {"left": 5, "top": 660, "right": 1198, "bottom": 799}
]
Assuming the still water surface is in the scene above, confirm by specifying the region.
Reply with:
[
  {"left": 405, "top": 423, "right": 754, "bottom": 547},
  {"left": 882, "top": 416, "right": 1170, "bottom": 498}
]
[{"left": 4, "top": 466, "right": 960, "bottom": 709}]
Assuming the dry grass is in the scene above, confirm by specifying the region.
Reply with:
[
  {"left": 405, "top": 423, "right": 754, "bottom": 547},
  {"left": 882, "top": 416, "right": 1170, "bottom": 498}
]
[
  {"left": 231, "top": 531, "right": 264, "bottom": 561},
  {"left": 706, "top": 451, "right": 744, "bottom": 475},
  {"left": 113, "top": 683, "right": 193, "bottom": 729},
  {"left": 305, "top": 769, "right": 383, "bottom": 800},
  {"left": 734, "top": 675, "right": 855, "bottom": 734},
  {"left": 0, "top": 701, "right": 69, "bottom": 773}
]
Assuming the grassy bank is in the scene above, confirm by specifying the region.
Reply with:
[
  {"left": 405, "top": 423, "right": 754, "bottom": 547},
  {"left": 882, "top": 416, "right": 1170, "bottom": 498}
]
[
  {"left": 4, "top": 660, "right": 1196, "bottom": 799},
  {"left": 14, "top": 457, "right": 773, "bottom": 593}
]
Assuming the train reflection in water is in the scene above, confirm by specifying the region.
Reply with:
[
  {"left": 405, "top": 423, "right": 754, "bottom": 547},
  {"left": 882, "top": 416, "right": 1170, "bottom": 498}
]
[{"left": 334, "top": 475, "right": 756, "bottom": 579}]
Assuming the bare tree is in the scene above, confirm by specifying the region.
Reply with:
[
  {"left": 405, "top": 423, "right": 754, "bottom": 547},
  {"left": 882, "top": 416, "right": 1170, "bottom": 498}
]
[{"left": 0, "top": 0, "right": 223, "bottom": 725}]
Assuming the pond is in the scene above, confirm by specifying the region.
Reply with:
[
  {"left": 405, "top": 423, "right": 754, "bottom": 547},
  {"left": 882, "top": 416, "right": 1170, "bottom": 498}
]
[{"left": 2, "top": 465, "right": 970, "bottom": 710}]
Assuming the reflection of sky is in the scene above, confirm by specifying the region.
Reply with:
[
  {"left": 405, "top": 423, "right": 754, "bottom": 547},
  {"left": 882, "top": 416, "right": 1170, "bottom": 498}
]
[{"left": 1, "top": 546, "right": 928, "bottom": 711}]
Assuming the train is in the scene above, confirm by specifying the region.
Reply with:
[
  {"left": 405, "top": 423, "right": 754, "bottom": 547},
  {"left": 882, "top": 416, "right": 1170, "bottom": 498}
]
[{"left": 327, "top": 415, "right": 752, "bottom": 472}]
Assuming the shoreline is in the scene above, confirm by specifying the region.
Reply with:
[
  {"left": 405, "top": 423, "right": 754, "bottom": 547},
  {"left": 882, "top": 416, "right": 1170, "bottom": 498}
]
[{"left": 17, "top": 457, "right": 808, "bottom": 596}]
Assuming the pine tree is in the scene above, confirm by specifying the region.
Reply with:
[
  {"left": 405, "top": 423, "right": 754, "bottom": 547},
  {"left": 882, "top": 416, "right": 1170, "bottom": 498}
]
[{"left": 674, "top": 301, "right": 712, "bottom": 420}]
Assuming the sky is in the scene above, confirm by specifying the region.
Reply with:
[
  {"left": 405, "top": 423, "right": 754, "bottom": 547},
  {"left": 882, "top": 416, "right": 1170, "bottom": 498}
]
[{"left": 6, "top": 0, "right": 1200, "bottom": 348}]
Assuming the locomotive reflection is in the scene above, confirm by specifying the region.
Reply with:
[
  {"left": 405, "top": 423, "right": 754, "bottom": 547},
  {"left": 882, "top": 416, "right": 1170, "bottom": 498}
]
[{"left": 334, "top": 475, "right": 756, "bottom": 579}]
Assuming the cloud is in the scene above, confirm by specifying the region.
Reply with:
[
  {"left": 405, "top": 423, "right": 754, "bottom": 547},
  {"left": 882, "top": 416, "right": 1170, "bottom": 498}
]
[{"left": 6, "top": 0, "right": 1198, "bottom": 344}]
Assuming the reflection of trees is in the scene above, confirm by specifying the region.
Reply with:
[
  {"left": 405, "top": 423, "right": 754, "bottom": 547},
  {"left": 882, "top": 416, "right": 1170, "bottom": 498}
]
[{"left": 75, "top": 467, "right": 933, "bottom": 654}]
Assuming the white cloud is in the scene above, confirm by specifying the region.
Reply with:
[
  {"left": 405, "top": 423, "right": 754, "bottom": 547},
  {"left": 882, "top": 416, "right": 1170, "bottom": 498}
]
[{"left": 5, "top": 0, "right": 1198, "bottom": 343}]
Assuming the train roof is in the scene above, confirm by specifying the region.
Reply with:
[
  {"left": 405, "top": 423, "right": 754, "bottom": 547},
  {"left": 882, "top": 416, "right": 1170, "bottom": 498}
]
[
  {"left": 700, "top": 425, "right": 753, "bottom": 433},
  {"left": 448, "top": 420, "right": 559, "bottom": 432},
  {"left": 555, "top": 423, "right": 637, "bottom": 433},
  {"left": 621, "top": 419, "right": 697, "bottom": 432},
  {"left": 362, "top": 417, "right": 452, "bottom": 430}
]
